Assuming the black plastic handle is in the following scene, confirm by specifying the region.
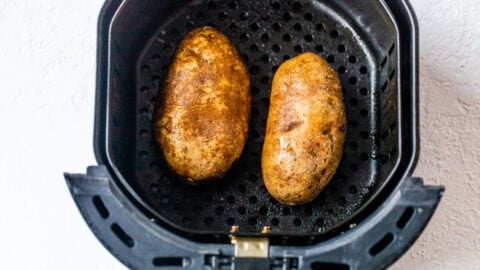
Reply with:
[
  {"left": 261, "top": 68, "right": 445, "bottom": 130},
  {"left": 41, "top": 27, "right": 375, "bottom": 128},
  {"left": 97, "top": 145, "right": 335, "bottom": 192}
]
[{"left": 65, "top": 166, "right": 443, "bottom": 270}]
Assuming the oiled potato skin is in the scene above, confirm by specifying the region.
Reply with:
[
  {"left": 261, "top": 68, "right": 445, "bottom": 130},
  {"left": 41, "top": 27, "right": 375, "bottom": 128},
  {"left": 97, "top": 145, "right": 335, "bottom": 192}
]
[
  {"left": 154, "top": 27, "right": 251, "bottom": 184},
  {"left": 262, "top": 52, "right": 346, "bottom": 205}
]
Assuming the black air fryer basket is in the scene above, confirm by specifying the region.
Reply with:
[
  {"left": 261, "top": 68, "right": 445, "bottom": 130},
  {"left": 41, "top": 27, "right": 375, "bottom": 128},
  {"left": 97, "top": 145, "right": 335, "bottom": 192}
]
[{"left": 65, "top": 0, "right": 444, "bottom": 269}]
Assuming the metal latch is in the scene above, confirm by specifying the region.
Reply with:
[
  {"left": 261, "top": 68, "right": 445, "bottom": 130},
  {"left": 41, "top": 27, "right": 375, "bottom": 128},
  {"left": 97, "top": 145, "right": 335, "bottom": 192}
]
[
  {"left": 231, "top": 237, "right": 270, "bottom": 258},
  {"left": 230, "top": 226, "right": 270, "bottom": 258}
]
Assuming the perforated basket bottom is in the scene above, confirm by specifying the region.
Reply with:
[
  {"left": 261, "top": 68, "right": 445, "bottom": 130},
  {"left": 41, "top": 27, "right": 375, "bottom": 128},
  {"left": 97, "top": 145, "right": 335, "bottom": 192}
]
[{"left": 132, "top": 0, "right": 392, "bottom": 234}]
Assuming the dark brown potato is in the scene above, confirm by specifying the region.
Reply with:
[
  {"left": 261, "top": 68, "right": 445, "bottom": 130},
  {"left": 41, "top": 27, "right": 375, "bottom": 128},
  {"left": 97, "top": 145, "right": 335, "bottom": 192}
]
[
  {"left": 262, "top": 52, "right": 346, "bottom": 205},
  {"left": 154, "top": 27, "right": 251, "bottom": 184}
]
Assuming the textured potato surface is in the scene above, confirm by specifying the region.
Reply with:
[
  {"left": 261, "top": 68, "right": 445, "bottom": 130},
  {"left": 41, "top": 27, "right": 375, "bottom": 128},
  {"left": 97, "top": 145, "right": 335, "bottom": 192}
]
[
  {"left": 154, "top": 27, "right": 251, "bottom": 184},
  {"left": 262, "top": 52, "right": 346, "bottom": 205}
]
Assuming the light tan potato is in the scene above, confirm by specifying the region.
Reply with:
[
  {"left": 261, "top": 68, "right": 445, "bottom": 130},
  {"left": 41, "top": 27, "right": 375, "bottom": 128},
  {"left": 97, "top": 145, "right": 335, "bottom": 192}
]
[
  {"left": 154, "top": 27, "right": 251, "bottom": 184},
  {"left": 262, "top": 52, "right": 346, "bottom": 205}
]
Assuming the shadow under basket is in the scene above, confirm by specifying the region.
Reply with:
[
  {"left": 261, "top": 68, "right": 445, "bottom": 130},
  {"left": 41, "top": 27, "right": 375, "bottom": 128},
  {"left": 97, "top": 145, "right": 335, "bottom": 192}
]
[{"left": 65, "top": 0, "right": 444, "bottom": 269}]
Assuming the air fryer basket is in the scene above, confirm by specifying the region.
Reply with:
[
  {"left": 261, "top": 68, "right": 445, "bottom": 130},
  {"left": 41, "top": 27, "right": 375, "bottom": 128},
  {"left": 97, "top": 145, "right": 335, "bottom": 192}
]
[{"left": 65, "top": 0, "right": 444, "bottom": 269}]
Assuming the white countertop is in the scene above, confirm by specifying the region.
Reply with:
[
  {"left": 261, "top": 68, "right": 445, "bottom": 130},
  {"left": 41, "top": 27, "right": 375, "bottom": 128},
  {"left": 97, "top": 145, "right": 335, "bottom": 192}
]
[{"left": 0, "top": 0, "right": 478, "bottom": 269}]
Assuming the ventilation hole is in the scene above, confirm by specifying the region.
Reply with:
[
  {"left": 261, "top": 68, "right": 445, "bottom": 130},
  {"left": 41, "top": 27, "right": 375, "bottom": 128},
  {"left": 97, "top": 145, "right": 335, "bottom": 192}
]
[
  {"left": 348, "top": 55, "right": 357, "bottom": 63},
  {"left": 271, "top": 218, "right": 280, "bottom": 226},
  {"left": 293, "top": 218, "right": 302, "bottom": 227},
  {"left": 272, "top": 44, "right": 281, "bottom": 53},
  {"left": 397, "top": 207, "right": 414, "bottom": 229},
  {"left": 359, "top": 153, "right": 369, "bottom": 161},
  {"left": 360, "top": 131, "right": 369, "bottom": 139},
  {"left": 153, "top": 257, "right": 184, "bottom": 267},
  {"left": 360, "top": 66, "right": 368, "bottom": 74},
  {"left": 388, "top": 43, "right": 396, "bottom": 55},
  {"left": 140, "top": 107, "right": 149, "bottom": 115},
  {"left": 337, "top": 66, "right": 346, "bottom": 74},
  {"left": 238, "top": 184, "right": 246, "bottom": 193},
  {"left": 349, "top": 185, "right": 358, "bottom": 194},
  {"left": 204, "top": 217, "right": 213, "bottom": 226},
  {"left": 170, "top": 28, "right": 180, "bottom": 36},
  {"left": 249, "top": 196, "right": 258, "bottom": 204},
  {"left": 350, "top": 164, "right": 358, "bottom": 172},
  {"left": 228, "top": 1, "right": 237, "bottom": 9},
  {"left": 330, "top": 30, "right": 339, "bottom": 38},
  {"left": 227, "top": 195, "right": 235, "bottom": 204},
  {"left": 316, "top": 23, "right": 324, "bottom": 31},
  {"left": 293, "top": 1, "right": 303, "bottom": 11},
  {"left": 349, "top": 77, "right": 357, "bottom": 85},
  {"left": 248, "top": 217, "right": 258, "bottom": 226},
  {"left": 240, "top": 11, "right": 249, "bottom": 20},
  {"left": 349, "top": 142, "right": 358, "bottom": 151},
  {"left": 283, "top": 12, "right": 292, "bottom": 21},
  {"left": 259, "top": 206, "right": 268, "bottom": 215},
  {"left": 227, "top": 217, "right": 235, "bottom": 226},
  {"left": 152, "top": 76, "right": 161, "bottom": 85},
  {"left": 250, "top": 22, "right": 260, "bottom": 32},
  {"left": 218, "top": 11, "right": 228, "bottom": 21},
  {"left": 150, "top": 184, "right": 159, "bottom": 193},
  {"left": 293, "top": 23, "right": 303, "bottom": 32},
  {"left": 337, "top": 45, "right": 346, "bottom": 53},
  {"left": 238, "top": 207, "right": 246, "bottom": 215},
  {"left": 294, "top": 44, "right": 303, "bottom": 53},
  {"left": 111, "top": 224, "right": 134, "bottom": 248},
  {"left": 389, "top": 69, "right": 396, "bottom": 81},
  {"left": 311, "top": 262, "right": 350, "bottom": 270},
  {"left": 160, "top": 196, "right": 170, "bottom": 204},
  {"left": 139, "top": 129, "right": 149, "bottom": 138},
  {"left": 304, "top": 34, "right": 314, "bottom": 43},
  {"left": 349, "top": 98, "right": 358, "bottom": 106},
  {"left": 150, "top": 162, "right": 159, "bottom": 171},
  {"left": 327, "top": 55, "right": 335, "bottom": 63},
  {"left": 338, "top": 197, "right": 347, "bottom": 206},
  {"left": 316, "top": 218, "right": 325, "bottom": 226},
  {"left": 282, "top": 207, "right": 291, "bottom": 215},
  {"left": 194, "top": 206, "right": 202, "bottom": 213},
  {"left": 271, "top": 1, "right": 281, "bottom": 9},
  {"left": 250, "top": 44, "right": 259, "bottom": 53},
  {"left": 207, "top": 1, "right": 217, "bottom": 9},
  {"left": 261, "top": 33, "right": 270, "bottom": 42},
  {"left": 239, "top": 33, "right": 249, "bottom": 41},
  {"left": 380, "top": 56, "right": 387, "bottom": 68},
  {"left": 139, "top": 151, "right": 148, "bottom": 159},
  {"left": 283, "top": 33, "right": 292, "bottom": 42},
  {"left": 261, "top": 55, "right": 270, "bottom": 63},
  {"left": 261, "top": 76, "right": 270, "bottom": 85},
  {"left": 369, "top": 233, "right": 394, "bottom": 256},
  {"left": 305, "top": 13, "right": 313, "bottom": 21},
  {"left": 381, "top": 81, "right": 388, "bottom": 92},
  {"left": 250, "top": 65, "right": 260, "bottom": 75},
  {"left": 261, "top": 98, "right": 270, "bottom": 109},
  {"left": 92, "top": 196, "right": 109, "bottom": 219},
  {"left": 360, "top": 109, "right": 368, "bottom": 117},
  {"left": 272, "top": 22, "right": 281, "bottom": 31},
  {"left": 315, "top": 45, "right": 324, "bottom": 53},
  {"left": 349, "top": 120, "right": 358, "bottom": 128},
  {"left": 252, "top": 87, "right": 260, "bottom": 96},
  {"left": 152, "top": 54, "right": 161, "bottom": 62},
  {"left": 359, "top": 87, "right": 368, "bottom": 96},
  {"left": 215, "top": 206, "right": 224, "bottom": 215}
]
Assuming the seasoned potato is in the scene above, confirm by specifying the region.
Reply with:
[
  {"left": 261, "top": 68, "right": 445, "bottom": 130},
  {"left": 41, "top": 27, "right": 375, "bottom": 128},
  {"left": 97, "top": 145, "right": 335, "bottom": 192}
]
[
  {"left": 154, "top": 27, "right": 251, "bottom": 184},
  {"left": 262, "top": 52, "right": 346, "bottom": 205}
]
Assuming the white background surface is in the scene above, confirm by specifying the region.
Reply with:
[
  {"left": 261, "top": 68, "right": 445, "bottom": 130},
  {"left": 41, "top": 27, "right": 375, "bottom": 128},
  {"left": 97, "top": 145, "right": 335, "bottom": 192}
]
[{"left": 0, "top": 0, "right": 478, "bottom": 269}]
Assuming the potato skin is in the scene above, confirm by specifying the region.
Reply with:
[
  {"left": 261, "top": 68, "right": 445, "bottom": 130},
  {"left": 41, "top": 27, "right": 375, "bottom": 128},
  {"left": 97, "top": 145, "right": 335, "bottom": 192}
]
[
  {"left": 262, "top": 52, "right": 346, "bottom": 205},
  {"left": 154, "top": 27, "right": 251, "bottom": 184}
]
